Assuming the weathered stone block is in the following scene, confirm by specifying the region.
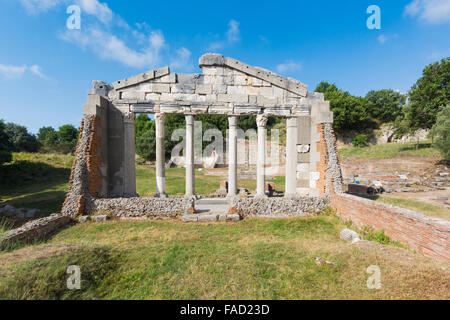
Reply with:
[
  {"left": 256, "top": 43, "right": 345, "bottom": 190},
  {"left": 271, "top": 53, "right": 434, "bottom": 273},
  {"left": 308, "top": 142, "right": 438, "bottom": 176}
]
[
  {"left": 198, "top": 214, "right": 219, "bottom": 222},
  {"left": 171, "top": 84, "right": 195, "bottom": 94},
  {"left": 182, "top": 215, "right": 198, "bottom": 222},
  {"left": 218, "top": 94, "right": 248, "bottom": 103},
  {"left": 151, "top": 83, "right": 170, "bottom": 93},
  {"left": 195, "top": 84, "right": 212, "bottom": 94}
]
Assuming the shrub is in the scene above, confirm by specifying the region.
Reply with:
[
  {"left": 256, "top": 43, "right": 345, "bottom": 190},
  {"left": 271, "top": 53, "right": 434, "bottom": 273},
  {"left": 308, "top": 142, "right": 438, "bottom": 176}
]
[
  {"left": 429, "top": 105, "right": 450, "bottom": 159},
  {"left": 352, "top": 134, "right": 367, "bottom": 147}
]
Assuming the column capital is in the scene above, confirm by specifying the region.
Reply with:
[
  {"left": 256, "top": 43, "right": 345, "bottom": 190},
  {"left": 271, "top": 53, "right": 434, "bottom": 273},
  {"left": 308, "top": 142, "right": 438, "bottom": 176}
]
[
  {"left": 228, "top": 115, "right": 238, "bottom": 126},
  {"left": 155, "top": 112, "right": 166, "bottom": 123},
  {"left": 256, "top": 114, "right": 269, "bottom": 128},
  {"left": 123, "top": 111, "right": 135, "bottom": 123},
  {"left": 185, "top": 114, "right": 195, "bottom": 125},
  {"left": 286, "top": 116, "right": 297, "bottom": 128}
]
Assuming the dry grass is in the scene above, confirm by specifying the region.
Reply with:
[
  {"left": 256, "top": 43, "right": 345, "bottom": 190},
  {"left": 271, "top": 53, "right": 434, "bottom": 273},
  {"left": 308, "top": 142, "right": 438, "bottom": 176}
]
[{"left": 1, "top": 216, "right": 448, "bottom": 300}]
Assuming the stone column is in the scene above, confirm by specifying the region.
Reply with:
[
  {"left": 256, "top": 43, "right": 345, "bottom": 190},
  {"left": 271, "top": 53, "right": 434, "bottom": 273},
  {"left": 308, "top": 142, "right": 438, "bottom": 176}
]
[
  {"left": 227, "top": 115, "right": 238, "bottom": 197},
  {"left": 123, "top": 112, "right": 137, "bottom": 197},
  {"left": 256, "top": 114, "right": 268, "bottom": 197},
  {"left": 155, "top": 113, "right": 167, "bottom": 198},
  {"left": 185, "top": 114, "right": 195, "bottom": 197},
  {"left": 285, "top": 117, "right": 298, "bottom": 197}
]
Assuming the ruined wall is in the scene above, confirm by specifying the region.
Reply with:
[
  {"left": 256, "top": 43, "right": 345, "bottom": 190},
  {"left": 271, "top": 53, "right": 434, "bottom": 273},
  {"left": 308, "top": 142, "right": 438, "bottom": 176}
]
[
  {"left": 86, "top": 196, "right": 192, "bottom": 219},
  {"left": 61, "top": 116, "right": 92, "bottom": 217},
  {"left": 232, "top": 196, "right": 329, "bottom": 218},
  {"left": 322, "top": 120, "right": 450, "bottom": 261},
  {"left": 330, "top": 194, "right": 450, "bottom": 260}
]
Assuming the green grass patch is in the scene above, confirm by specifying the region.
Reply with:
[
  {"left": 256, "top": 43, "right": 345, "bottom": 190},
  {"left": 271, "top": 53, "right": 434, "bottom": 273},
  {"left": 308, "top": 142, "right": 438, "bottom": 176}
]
[
  {"left": 374, "top": 196, "right": 450, "bottom": 220},
  {"left": 338, "top": 141, "right": 440, "bottom": 161},
  {"left": 1, "top": 216, "right": 448, "bottom": 300}
]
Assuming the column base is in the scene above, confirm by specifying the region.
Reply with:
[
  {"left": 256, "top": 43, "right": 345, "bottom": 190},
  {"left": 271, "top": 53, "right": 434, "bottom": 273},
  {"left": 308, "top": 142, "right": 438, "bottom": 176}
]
[{"left": 155, "top": 193, "right": 168, "bottom": 199}]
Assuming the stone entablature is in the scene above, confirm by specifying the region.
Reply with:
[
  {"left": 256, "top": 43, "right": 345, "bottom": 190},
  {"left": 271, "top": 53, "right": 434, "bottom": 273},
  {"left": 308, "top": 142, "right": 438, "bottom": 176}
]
[{"left": 105, "top": 53, "right": 325, "bottom": 118}]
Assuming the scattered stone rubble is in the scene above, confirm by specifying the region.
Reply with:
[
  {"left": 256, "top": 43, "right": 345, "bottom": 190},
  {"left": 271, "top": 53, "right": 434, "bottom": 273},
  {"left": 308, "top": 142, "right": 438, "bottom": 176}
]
[{"left": 0, "top": 204, "right": 41, "bottom": 220}]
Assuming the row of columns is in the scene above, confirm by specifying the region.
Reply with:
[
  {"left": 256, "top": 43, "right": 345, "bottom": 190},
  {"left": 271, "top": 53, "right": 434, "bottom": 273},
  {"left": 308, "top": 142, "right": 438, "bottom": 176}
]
[{"left": 152, "top": 113, "right": 298, "bottom": 198}]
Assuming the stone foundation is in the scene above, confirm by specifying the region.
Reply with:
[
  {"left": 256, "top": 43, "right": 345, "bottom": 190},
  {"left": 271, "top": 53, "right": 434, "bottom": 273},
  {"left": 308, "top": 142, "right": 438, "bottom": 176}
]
[
  {"left": 232, "top": 196, "right": 329, "bottom": 218},
  {"left": 85, "top": 196, "right": 192, "bottom": 219}
]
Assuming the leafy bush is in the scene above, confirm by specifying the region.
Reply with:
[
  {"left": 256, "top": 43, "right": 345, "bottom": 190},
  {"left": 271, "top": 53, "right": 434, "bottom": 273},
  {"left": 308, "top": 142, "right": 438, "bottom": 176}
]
[
  {"left": 4, "top": 122, "right": 40, "bottom": 153},
  {"left": 429, "top": 104, "right": 450, "bottom": 159},
  {"left": 352, "top": 134, "right": 367, "bottom": 147},
  {"left": 0, "top": 120, "right": 13, "bottom": 165}
]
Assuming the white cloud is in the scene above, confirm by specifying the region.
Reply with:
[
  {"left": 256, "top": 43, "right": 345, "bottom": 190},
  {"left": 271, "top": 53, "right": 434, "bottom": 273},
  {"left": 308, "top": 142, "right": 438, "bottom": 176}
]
[
  {"left": 61, "top": 28, "right": 165, "bottom": 68},
  {"left": 377, "top": 35, "right": 387, "bottom": 43},
  {"left": 0, "top": 64, "right": 48, "bottom": 79},
  {"left": 276, "top": 61, "right": 302, "bottom": 74},
  {"left": 19, "top": 0, "right": 193, "bottom": 70},
  {"left": 170, "top": 47, "right": 192, "bottom": 70},
  {"left": 20, "top": 0, "right": 60, "bottom": 14},
  {"left": 20, "top": 0, "right": 113, "bottom": 24},
  {"left": 404, "top": 0, "right": 450, "bottom": 24},
  {"left": 29, "top": 65, "right": 49, "bottom": 79},
  {"left": 208, "top": 19, "right": 240, "bottom": 51},
  {"left": 226, "top": 20, "right": 240, "bottom": 44}
]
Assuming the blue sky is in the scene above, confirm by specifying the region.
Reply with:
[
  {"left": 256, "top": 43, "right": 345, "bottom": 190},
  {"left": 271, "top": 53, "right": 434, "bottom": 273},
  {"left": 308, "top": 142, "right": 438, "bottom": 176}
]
[{"left": 0, "top": 0, "right": 449, "bottom": 133}]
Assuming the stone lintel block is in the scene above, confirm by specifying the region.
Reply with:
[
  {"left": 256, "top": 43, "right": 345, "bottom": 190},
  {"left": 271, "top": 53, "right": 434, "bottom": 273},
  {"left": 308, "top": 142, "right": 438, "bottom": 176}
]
[
  {"left": 176, "top": 73, "right": 203, "bottom": 84},
  {"left": 256, "top": 95, "right": 278, "bottom": 105},
  {"left": 317, "top": 111, "right": 334, "bottom": 123},
  {"left": 263, "top": 108, "right": 291, "bottom": 116},
  {"left": 233, "top": 104, "right": 260, "bottom": 115},
  {"left": 113, "top": 70, "right": 156, "bottom": 90},
  {"left": 160, "top": 104, "right": 185, "bottom": 114},
  {"left": 154, "top": 66, "right": 170, "bottom": 78},
  {"left": 190, "top": 104, "right": 209, "bottom": 114},
  {"left": 292, "top": 104, "right": 311, "bottom": 115},
  {"left": 199, "top": 53, "right": 225, "bottom": 67},
  {"left": 82, "top": 104, "right": 101, "bottom": 116},
  {"left": 213, "top": 84, "right": 227, "bottom": 94},
  {"left": 158, "top": 73, "right": 177, "bottom": 83},
  {"left": 151, "top": 83, "right": 171, "bottom": 93},
  {"left": 217, "top": 94, "right": 248, "bottom": 103},
  {"left": 209, "top": 105, "right": 233, "bottom": 114},
  {"left": 130, "top": 104, "right": 156, "bottom": 113},
  {"left": 171, "top": 84, "right": 196, "bottom": 94},
  {"left": 195, "top": 84, "right": 212, "bottom": 94}
]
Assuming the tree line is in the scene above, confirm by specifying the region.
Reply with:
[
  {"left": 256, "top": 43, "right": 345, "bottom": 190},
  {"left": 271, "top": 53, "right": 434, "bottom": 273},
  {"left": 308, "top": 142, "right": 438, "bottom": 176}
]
[{"left": 0, "top": 57, "right": 448, "bottom": 165}]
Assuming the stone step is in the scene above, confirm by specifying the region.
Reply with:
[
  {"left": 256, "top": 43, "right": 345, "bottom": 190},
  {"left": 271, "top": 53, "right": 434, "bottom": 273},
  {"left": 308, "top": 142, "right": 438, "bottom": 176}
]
[
  {"left": 182, "top": 213, "right": 241, "bottom": 222},
  {"left": 196, "top": 198, "right": 230, "bottom": 205}
]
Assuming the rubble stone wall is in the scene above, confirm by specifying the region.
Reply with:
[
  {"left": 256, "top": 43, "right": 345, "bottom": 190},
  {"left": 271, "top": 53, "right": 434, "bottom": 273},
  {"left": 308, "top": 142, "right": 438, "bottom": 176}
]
[
  {"left": 232, "top": 196, "right": 329, "bottom": 218},
  {"left": 86, "top": 196, "right": 191, "bottom": 219}
]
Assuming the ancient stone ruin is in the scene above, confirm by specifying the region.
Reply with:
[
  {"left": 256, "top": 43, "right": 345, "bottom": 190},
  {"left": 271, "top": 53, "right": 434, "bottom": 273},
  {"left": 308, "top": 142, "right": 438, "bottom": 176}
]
[{"left": 61, "top": 53, "right": 344, "bottom": 219}]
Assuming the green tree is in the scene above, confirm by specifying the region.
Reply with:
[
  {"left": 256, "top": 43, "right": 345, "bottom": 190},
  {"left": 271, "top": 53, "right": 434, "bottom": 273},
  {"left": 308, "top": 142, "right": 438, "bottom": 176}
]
[
  {"left": 136, "top": 124, "right": 156, "bottom": 161},
  {"left": 135, "top": 114, "right": 153, "bottom": 138},
  {"left": 57, "top": 124, "right": 78, "bottom": 154},
  {"left": 37, "top": 126, "right": 59, "bottom": 149},
  {"left": 4, "top": 122, "right": 40, "bottom": 152},
  {"left": 315, "top": 81, "right": 371, "bottom": 133},
  {"left": 429, "top": 105, "right": 450, "bottom": 159},
  {"left": 365, "top": 89, "right": 406, "bottom": 123},
  {"left": 406, "top": 57, "right": 450, "bottom": 132},
  {"left": 0, "top": 120, "right": 13, "bottom": 164}
]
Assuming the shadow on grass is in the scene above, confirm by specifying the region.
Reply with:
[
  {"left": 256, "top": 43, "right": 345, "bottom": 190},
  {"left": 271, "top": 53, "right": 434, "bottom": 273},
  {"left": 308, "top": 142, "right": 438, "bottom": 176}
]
[
  {"left": 398, "top": 142, "right": 432, "bottom": 151},
  {"left": 3, "top": 191, "right": 67, "bottom": 216},
  {"left": 0, "top": 161, "right": 70, "bottom": 194}
]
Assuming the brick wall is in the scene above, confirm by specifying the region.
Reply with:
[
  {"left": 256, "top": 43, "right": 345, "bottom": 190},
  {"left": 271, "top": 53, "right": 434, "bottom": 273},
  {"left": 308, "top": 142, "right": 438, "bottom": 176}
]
[
  {"left": 331, "top": 193, "right": 450, "bottom": 260},
  {"left": 315, "top": 124, "right": 327, "bottom": 195}
]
